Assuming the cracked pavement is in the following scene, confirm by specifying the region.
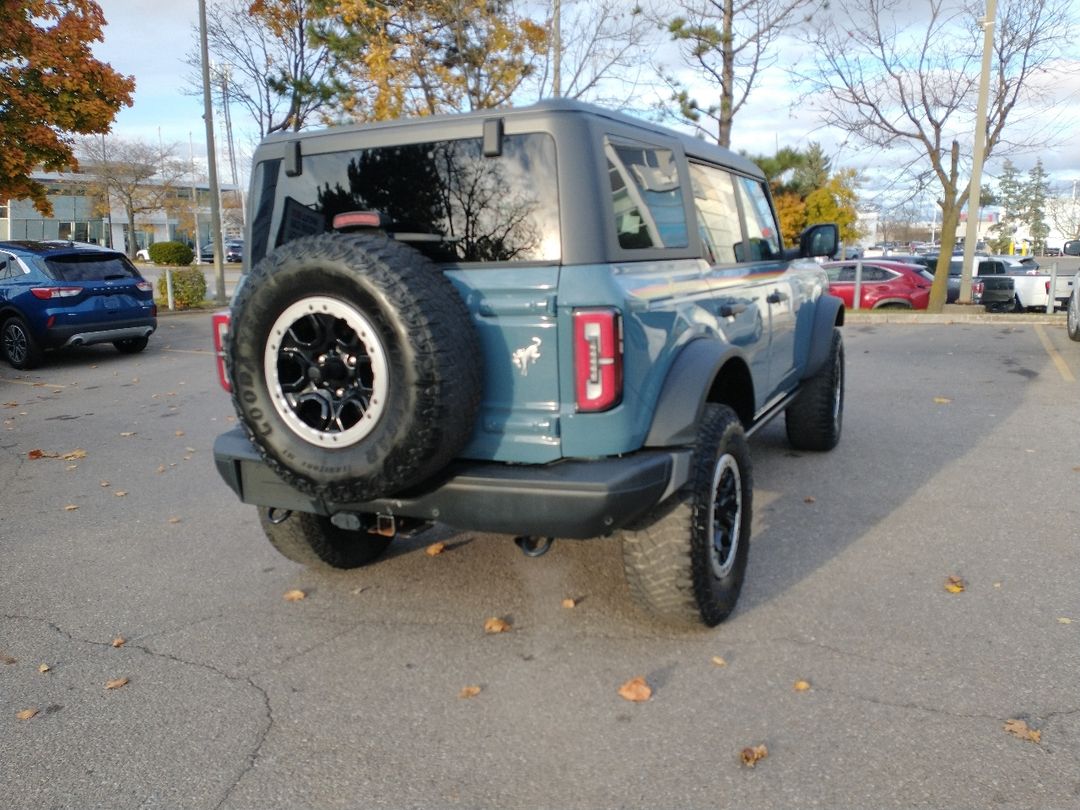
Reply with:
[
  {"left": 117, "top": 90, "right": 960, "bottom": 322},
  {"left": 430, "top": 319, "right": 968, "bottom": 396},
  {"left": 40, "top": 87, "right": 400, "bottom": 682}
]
[{"left": 2, "top": 312, "right": 1079, "bottom": 809}]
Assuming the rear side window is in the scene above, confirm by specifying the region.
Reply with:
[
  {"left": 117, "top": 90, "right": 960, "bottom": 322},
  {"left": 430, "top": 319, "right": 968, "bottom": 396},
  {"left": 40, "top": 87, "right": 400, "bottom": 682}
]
[
  {"left": 689, "top": 163, "right": 741, "bottom": 264},
  {"left": 42, "top": 254, "right": 140, "bottom": 282},
  {"left": 606, "top": 142, "right": 688, "bottom": 250},
  {"left": 735, "top": 178, "right": 781, "bottom": 260},
  {"left": 268, "top": 134, "right": 560, "bottom": 264}
]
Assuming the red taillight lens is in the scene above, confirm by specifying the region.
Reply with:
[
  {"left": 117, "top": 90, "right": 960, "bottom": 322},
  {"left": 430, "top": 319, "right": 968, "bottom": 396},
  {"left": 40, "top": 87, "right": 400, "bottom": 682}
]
[
  {"left": 30, "top": 286, "right": 80, "bottom": 299},
  {"left": 212, "top": 310, "right": 232, "bottom": 393},
  {"left": 573, "top": 308, "right": 622, "bottom": 412},
  {"left": 137, "top": 280, "right": 153, "bottom": 293}
]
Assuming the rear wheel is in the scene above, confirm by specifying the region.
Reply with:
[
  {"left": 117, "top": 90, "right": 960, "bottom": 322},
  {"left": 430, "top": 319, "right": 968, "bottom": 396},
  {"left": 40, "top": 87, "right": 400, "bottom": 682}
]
[
  {"left": 114, "top": 336, "right": 149, "bottom": 354},
  {"left": 621, "top": 404, "right": 752, "bottom": 627},
  {"left": 258, "top": 509, "right": 392, "bottom": 569},
  {"left": 2, "top": 316, "right": 43, "bottom": 370}
]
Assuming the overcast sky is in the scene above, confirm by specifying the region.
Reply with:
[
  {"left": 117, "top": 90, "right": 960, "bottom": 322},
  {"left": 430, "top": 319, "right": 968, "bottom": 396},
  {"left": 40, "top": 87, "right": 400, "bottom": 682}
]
[{"left": 91, "top": 0, "right": 1080, "bottom": 203}]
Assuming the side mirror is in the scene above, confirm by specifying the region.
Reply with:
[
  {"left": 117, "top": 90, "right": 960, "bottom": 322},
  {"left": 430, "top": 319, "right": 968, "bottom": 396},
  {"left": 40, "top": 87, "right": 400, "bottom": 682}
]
[{"left": 800, "top": 223, "right": 839, "bottom": 258}]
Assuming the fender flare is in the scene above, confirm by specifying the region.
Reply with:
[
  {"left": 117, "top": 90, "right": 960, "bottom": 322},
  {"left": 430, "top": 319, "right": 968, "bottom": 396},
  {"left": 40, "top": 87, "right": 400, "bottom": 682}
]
[
  {"left": 644, "top": 339, "right": 750, "bottom": 447},
  {"left": 801, "top": 294, "right": 845, "bottom": 381}
]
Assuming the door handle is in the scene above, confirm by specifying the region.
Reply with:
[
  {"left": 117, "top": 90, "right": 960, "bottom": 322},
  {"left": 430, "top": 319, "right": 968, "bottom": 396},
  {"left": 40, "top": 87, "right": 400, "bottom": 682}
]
[
  {"left": 767, "top": 290, "right": 788, "bottom": 304},
  {"left": 720, "top": 303, "right": 747, "bottom": 318}
]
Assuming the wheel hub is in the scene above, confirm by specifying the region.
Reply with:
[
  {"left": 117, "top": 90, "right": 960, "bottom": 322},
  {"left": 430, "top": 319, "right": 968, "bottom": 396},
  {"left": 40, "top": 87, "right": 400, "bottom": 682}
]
[
  {"left": 709, "top": 453, "right": 742, "bottom": 579},
  {"left": 264, "top": 296, "right": 389, "bottom": 448}
]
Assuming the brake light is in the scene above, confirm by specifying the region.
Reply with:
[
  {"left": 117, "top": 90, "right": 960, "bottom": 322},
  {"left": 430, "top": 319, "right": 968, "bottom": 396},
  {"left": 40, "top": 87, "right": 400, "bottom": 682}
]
[
  {"left": 972, "top": 280, "right": 984, "bottom": 302},
  {"left": 574, "top": 308, "right": 622, "bottom": 412},
  {"left": 137, "top": 281, "right": 153, "bottom": 293},
  {"left": 212, "top": 311, "right": 232, "bottom": 392},
  {"left": 30, "top": 286, "right": 80, "bottom": 299},
  {"left": 333, "top": 211, "right": 384, "bottom": 230}
]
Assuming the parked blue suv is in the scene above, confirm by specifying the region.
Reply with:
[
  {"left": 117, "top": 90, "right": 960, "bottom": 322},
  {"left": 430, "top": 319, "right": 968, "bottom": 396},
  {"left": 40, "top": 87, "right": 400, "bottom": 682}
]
[{"left": 0, "top": 241, "right": 157, "bottom": 369}]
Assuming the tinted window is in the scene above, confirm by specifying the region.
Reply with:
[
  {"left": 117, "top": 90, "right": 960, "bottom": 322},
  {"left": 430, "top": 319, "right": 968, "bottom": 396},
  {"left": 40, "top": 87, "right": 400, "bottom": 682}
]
[
  {"left": 607, "top": 142, "right": 688, "bottom": 250},
  {"left": 735, "top": 178, "right": 781, "bottom": 260},
  {"left": 689, "top": 163, "right": 741, "bottom": 264},
  {"left": 270, "top": 134, "right": 559, "bottom": 264},
  {"left": 42, "top": 253, "right": 140, "bottom": 282}
]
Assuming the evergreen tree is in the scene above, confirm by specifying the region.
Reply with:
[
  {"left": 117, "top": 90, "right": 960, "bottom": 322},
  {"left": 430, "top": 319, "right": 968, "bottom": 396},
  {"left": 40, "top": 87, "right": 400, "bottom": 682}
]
[{"left": 1024, "top": 160, "right": 1051, "bottom": 252}]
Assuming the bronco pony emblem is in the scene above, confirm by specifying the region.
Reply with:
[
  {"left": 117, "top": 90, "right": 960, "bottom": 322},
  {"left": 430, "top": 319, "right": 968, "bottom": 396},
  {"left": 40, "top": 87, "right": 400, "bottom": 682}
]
[{"left": 512, "top": 336, "right": 542, "bottom": 376}]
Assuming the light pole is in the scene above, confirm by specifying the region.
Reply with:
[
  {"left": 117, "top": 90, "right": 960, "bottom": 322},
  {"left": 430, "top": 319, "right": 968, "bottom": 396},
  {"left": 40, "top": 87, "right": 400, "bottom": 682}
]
[{"left": 199, "top": 0, "right": 226, "bottom": 304}]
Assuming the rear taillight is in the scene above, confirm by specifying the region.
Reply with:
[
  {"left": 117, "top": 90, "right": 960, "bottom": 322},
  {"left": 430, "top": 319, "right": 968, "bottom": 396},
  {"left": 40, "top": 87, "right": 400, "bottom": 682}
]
[
  {"left": 212, "top": 311, "right": 232, "bottom": 393},
  {"left": 1045, "top": 281, "right": 1051, "bottom": 294},
  {"left": 573, "top": 308, "right": 622, "bottom": 412},
  {"left": 972, "top": 280, "right": 984, "bottom": 302},
  {"left": 137, "top": 281, "right": 153, "bottom": 293},
  {"left": 30, "top": 286, "right": 80, "bottom": 299}
]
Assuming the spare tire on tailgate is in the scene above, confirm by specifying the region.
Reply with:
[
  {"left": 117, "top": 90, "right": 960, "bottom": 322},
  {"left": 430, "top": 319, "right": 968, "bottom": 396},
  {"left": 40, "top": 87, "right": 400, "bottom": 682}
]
[{"left": 227, "top": 232, "right": 482, "bottom": 502}]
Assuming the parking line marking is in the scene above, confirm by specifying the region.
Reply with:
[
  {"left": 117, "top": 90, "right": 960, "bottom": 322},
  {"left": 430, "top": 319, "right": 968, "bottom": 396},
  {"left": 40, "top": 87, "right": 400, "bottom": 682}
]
[{"left": 1033, "top": 324, "right": 1075, "bottom": 383}]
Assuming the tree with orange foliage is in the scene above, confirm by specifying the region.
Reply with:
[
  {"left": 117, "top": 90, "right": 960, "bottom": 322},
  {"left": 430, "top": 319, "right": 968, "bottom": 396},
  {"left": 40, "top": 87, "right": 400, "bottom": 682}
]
[{"left": 0, "top": 0, "right": 134, "bottom": 216}]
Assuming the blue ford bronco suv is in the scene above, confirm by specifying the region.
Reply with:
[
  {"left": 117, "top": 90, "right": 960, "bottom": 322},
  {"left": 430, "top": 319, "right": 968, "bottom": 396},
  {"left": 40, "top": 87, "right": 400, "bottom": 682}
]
[{"left": 212, "top": 99, "right": 845, "bottom": 627}]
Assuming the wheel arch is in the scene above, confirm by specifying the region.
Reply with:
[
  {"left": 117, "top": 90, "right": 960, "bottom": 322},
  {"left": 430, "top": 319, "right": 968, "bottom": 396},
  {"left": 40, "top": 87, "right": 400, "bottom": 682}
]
[
  {"left": 644, "top": 339, "right": 755, "bottom": 447},
  {"left": 800, "top": 294, "right": 845, "bottom": 381}
]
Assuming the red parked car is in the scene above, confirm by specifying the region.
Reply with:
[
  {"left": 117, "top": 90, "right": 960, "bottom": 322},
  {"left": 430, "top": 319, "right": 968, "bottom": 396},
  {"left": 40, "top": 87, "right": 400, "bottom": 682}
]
[{"left": 822, "top": 260, "right": 934, "bottom": 310}]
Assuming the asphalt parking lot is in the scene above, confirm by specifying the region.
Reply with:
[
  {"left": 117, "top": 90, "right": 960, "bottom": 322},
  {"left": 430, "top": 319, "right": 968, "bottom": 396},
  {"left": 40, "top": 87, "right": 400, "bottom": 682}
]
[{"left": 2, "top": 312, "right": 1078, "bottom": 809}]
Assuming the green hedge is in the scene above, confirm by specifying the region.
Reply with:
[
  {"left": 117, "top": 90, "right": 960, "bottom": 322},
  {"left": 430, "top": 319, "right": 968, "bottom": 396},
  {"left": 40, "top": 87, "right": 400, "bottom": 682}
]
[
  {"left": 157, "top": 267, "right": 208, "bottom": 309},
  {"left": 147, "top": 241, "right": 194, "bottom": 266}
]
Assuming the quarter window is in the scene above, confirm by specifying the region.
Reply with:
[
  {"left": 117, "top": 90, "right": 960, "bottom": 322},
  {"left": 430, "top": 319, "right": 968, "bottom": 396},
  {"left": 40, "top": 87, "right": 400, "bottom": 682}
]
[{"left": 606, "top": 142, "right": 688, "bottom": 250}]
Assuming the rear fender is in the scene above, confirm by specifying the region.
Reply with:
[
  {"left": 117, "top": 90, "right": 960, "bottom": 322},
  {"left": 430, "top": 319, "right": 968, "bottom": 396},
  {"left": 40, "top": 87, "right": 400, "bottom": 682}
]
[{"left": 801, "top": 294, "right": 844, "bottom": 381}]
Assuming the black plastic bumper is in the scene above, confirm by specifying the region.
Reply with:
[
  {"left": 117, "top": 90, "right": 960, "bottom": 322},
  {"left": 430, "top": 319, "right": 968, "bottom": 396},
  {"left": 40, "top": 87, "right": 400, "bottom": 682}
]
[{"left": 213, "top": 428, "right": 689, "bottom": 539}]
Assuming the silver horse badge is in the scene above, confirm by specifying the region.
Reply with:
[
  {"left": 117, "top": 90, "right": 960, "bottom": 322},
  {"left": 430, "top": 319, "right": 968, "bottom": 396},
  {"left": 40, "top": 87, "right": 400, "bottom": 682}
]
[{"left": 512, "top": 337, "right": 542, "bottom": 376}]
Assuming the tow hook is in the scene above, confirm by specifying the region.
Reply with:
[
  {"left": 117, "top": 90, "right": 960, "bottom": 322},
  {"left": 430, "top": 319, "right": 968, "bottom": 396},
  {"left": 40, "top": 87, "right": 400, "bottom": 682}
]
[
  {"left": 267, "top": 507, "right": 292, "bottom": 525},
  {"left": 514, "top": 536, "right": 554, "bottom": 557}
]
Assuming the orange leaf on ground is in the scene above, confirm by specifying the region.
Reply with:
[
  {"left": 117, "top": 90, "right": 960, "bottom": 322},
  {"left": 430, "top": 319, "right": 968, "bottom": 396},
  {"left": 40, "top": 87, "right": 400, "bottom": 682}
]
[
  {"left": 617, "top": 676, "right": 652, "bottom": 703},
  {"left": 483, "top": 617, "right": 511, "bottom": 634},
  {"left": 740, "top": 744, "right": 769, "bottom": 767},
  {"left": 105, "top": 677, "right": 129, "bottom": 690},
  {"left": 38, "top": 663, "right": 50, "bottom": 674},
  {"left": 16, "top": 708, "right": 39, "bottom": 721},
  {"left": 28, "top": 449, "right": 58, "bottom": 459},
  {"left": 111, "top": 636, "right": 125, "bottom": 648},
  {"left": 561, "top": 598, "right": 577, "bottom": 608},
  {"left": 794, "top": 679, "right": 811, "bottom": 692},
  {"left": 283, "top": 589, "right": 307, "bottom": 602},
  {"left": 945, "top": 575, "right": 965, "bottom": 594},
  {"left": 1004, "top": 719, "right": 1041, "bottom": 743},
  {"left": 459, "top": 685, "right": 482, "bottom": 699},
  {"left": 425, "top": 542, "right": 446, "bottom": 556}
]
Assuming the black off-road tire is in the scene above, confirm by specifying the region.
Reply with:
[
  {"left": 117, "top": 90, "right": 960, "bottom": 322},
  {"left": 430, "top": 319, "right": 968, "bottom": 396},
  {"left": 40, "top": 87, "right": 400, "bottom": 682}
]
[
  {"left": 258, "top": 509, "right": 391, "bottom": 569},
  {"left": 2, "top": 316, "right": 43, "bottom": 370},
  {"left": 227, "top": 232, "right": 482, "bottom": 502},
  {"left": 620, "top": 404, "right": 752, "bottom": 627},
  {"left": 1068, "top": 290, "right": 1080, "bottom": 341},
  {"left": 785, "top": 327, "right": 844, "bottom": 452},
  {"left": 114, "top": 336, "right": 149, "bottom": 354}
]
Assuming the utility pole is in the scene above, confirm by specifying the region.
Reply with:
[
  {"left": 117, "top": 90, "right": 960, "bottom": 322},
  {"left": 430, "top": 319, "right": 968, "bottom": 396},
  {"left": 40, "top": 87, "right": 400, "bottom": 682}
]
[
  {"left": 959, "top": 0, "right": 997, "bottom": 305},
  {"left": 552, "top": 0, "right": 561, "bottom": 97},
  {"left": 199, "top": 0, "right": 226, "bottom": 304}
]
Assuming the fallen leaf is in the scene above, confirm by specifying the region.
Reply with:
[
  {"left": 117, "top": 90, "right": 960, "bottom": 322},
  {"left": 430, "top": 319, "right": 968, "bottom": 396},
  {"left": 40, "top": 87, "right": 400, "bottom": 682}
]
[
  {"left": 283, "top": 589, "right": 307, "bottom": 602},
  {"left": 174, "top": 430, "right": 185, "bottom": 437},
  {"left": 711, "top": 656, "right": 727, "bottom": 667},
  {"left": 65, "top": 464, "right": 78, "bottom": 471},
  {"left": 38, "top": 663, "right": 50, "bottom": 674},
  {"left": 156, "top": 465, "right": 167, "bottom": 473},
  {"left": 1, "top": 653, "right": 17, "bottom": 665},
  {"left": 617, "top": 676, "right": 652, "bottom": 703},
  {"left": 561, "top": 597, "right": 578, "bottom": 609},
  {"left": 459, "top": 685, "right": 482, "bottom": 699},
  {"left": 2, "top": 401, "right": 17, "bottom": 408},
  {"left": 1073, "top": 467, "right": 1080, "bottom": 473},
  {"left": 120, "top": 431, "right": 136, "bottom": 437},
  {"left": 28, "top": 449, "right": 58, "bottom": 459},
  {"left": 740, "top": 744, "right": 769, "bottom": 767},
  {"left": 105, "top": 677, "right": 129, "bottom": 690},
  {"left": 113, "top": 490, "right": 127, "bottom": 498},
  {"left": 933, "top": 396, "right": 952, "bottom": 404},
  {"left": 184, "top": 446, "right": 196, "bottom": 453},
  {"left": 16, "top": 708, "right": 39, "bottom": 721},
  {"left": 803, "top": 496, "right": 816, "bottom": 504},
  {"left": 425, "top": 541, "right": 446, "bottom": 556},
  {"left": 167, "top": 516, "right": 182, "bottom": 524},
  {"left": 1058, "top": 617, "right": 1073, "bottom": 625},
  {"left": 1004, "top": 719, "right": 1041, "bottom": 743},
  {"left": 61, "top": 449, "right": 87, "bottom": 460},
  {"left": 945, "top": 575, "right": 965, "bottom": 594},
  {"left": 64, "top": 504, "right": 79, "bottom": 511},
  {"left": 794, "top": 679, "right": 812, "bottom": 692},
  {"left": 483, "top": 617, "right": 511, "bottom": 634},
  {"left": 111, "top": 636, "right": 125, "bottom": 648}
]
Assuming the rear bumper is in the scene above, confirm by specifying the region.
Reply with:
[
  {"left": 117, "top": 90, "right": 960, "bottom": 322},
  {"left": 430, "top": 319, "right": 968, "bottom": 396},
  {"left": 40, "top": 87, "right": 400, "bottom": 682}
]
[
  {"left": 44, "top": 317, "right": 157, "bottom": 348},
  {"left": 213, "top": 427, "right": 689, "bottom": 539}
]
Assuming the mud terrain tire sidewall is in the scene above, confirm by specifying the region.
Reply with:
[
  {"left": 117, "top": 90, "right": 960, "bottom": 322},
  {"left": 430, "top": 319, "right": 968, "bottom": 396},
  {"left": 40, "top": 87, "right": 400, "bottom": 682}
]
[
  {"left": 228, "top": 233, "right": 482, "bottom": 501},
  {"left": 785, "top": 327, "right": 844, "bottom": 452}
]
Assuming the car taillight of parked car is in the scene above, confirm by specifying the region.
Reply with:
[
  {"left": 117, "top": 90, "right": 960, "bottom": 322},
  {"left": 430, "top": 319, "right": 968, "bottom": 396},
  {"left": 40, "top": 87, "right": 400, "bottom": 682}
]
[
  {"left": 573, "top": 308, "right": 622, "bottom": 412},
  {"left": 137, "top": 281, "right": 153, "bottom": 293},
  {"left": 30, "top": 286, "right": 80, "bottom": 300},
  {"left": 212, "top": 311, "right": 232, "bottom": 393}
]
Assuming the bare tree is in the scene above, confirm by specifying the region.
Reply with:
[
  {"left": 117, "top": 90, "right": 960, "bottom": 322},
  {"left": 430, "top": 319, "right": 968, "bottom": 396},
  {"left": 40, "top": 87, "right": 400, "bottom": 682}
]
[
  {"left": 527, "top": 0, "right": 662, "bottom": 106},
  {"left": 185, "top": 0, "right": 336, "bottom": 137},
  {"left": 78, "top": 137, "right": 189, "bottom": 258},
  {"left": 657, "top": 0, "right": 828, "bottom": 147},
  {"left": 804, "top": 0, "right": 1074, "bottom": 311},
  {"left": 1048, "top": 186, "right": 1080, "bottom": 241}
]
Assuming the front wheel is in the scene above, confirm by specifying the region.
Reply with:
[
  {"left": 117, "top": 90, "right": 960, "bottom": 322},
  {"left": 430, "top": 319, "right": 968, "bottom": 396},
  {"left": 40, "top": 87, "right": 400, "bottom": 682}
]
[
  {"left": 258, "top": 509, "right": 392, "bottom": 569},
  {"left": 1068, "top": 292, "right": 1080, "bottom": 341},
  {"left": 620, "top": 405, "right": 752, "bottom": 627},
  {"left": 785, "top": 327, "right": 844, "bottom": 452}
]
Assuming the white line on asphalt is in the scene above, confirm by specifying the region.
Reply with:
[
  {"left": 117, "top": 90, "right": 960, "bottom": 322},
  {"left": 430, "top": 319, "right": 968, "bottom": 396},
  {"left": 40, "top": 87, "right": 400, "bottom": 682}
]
[{"left": 1033, "top": 324, "right": 1076, "bottom": 383}]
